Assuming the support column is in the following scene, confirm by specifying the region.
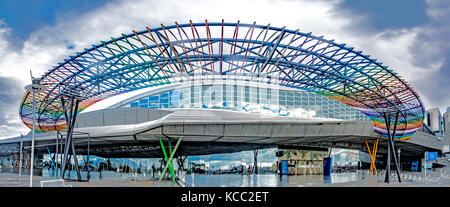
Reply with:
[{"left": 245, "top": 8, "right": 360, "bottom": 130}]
[
  {"left": 372, "top": 139, "right": 379, "bottom": 175},
  {"left": 71, "top": 136, "right": 82, "bottom": 181},
  {"left": 86, "top": 134, "right": 90, "bottom": 181},
  {"left": 59, "top": 131, "right": 63, "bottom": 176},
  {"left": 364, "top": 139, "right": 378, "bottom": 175},
  {"left": 25, "top": 151, "right": 30, "bottom": 168},
  {"left": 159, "top": 138, "right": 176, "bottom": 181},
  {"left": 159, "top": 137, "right": 183, "bottom": 182},
  {"left": 61, "top": 97, "right": 72, "bottom": 177},
  {"left": 13, "top": 152, "right": 18, "bottom": 168},
  {"left": 19, "top": 134, "right": 23, "bottom": 176},
  {"left": 167, "top": 139, "right": 175, "bottom": 177},
  {"left": 29, "top": 86, "right": 36, "bottom": 187},
  {"left": 254, "top": 150, "right": 259, "bottom": 174},
  {"left": 177, "top": 155, "right": 187, "bottom": 172},
  {"left": 384, "top": 113, "right": 391, "bottom": 183},
  {"left": 55, "top": 132, "right": 59, "bottom": 177},
  {"left": 390, "top": 112, "right": 401, "bottom": 182},
  {"left": 383, "top": 112, "right": 401, "bottom": 183},
  {"left": 46, "top": 147, "right": 56, "bottom": 170}
]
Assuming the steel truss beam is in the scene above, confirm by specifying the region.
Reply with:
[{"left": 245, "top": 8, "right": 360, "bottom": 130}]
[{"left": 19, "top": 21, "right": 425, "bottom": 142}]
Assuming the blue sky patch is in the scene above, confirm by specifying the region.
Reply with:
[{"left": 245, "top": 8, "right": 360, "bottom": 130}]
[
  {"left": 338, "top": 0, "right": 430, "bottom": 30},
  {"left": 0, "top": 0, "right": 111, "bottom": 42}
]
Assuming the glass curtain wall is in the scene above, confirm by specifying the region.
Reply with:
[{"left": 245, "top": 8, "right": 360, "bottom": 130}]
[{"left": 127, "top": 81, "right": 369, "bottom": 121}]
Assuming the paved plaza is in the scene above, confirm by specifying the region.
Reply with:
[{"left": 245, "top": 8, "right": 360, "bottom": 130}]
[{"left": 1, "top": 167, "right": 450, "bottom": 187}]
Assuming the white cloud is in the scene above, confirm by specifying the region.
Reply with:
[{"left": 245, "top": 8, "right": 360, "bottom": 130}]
[
  {"left": 426, "top": 0, "right": 450, "bottom": 21},
  {"left": 356, "top": 28, "right": 444, "bottom": 109},
  {"left": 0, "top": 0, "right": 356, "bottom": 89}
]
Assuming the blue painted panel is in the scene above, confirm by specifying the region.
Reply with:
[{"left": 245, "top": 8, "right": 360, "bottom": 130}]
[
  {"left": 323, "top": 157, "right": 332, "bottom": 176},
  {"left": 280, "top": 160, "right": 288, "bottom": 175},
  {"left": 426, "top": 152, "right": 438, "bottom": 161},
  {"left": 148, "top": 96, "right": 159, "bottom": 101},
  {"left": 411, "top": 161, "right": 418, "bottom": 172}
]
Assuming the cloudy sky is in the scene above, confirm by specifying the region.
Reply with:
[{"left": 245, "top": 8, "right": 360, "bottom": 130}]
[{"left": 0, "top": 0, "right": 449, "bottom": 139}]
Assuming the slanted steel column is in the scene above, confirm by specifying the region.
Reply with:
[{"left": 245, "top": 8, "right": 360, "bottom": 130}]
[
  {"left": 59, "top": 131, "right": 63, "bottom": 176},
  {"left": 167, "top": 139, "right": 175, "bottom": 178},
  {"left": 55, "top": 132, "right": 59, "bottom": 177},
  {"left": 159, "top": 138, "right": 183, "bottom": 182},
  {"left": 177, "top": 155, "right": 187, "bottom": 172},
  {"left": 364, "top": 139, "right": 379, "bottom": 175},
  {"left": 70, "top": 131, "right": 82, "bottom": 181},
  {"left": 254, "top": 150, "right": 259, "bottom": 174},
  {"left": 384, "top": 112, "right": 392, "bottom": 183},
  {"left": 390, "top": 112, "right": 402, "bottom": 182},
  {"left": 60, "top": 96, "right": 81, "bottom": 181},
  {"left": 61, "top": 97, "right": 71, "bottom": 177},
  {"left": 383, "top": 112, "right": 402, "bottom": 183},
  {"left": 159, "top": 138, "right": 176, "bottom": 181},
  {"left": 13, "top": 152, "right": 18, "bottom": 168},
  {"left": 46, "top": 147, "right": 56, "bottom": 170},
  {"left": 373, "top": 139, "right": 379, "bottom": 175}
]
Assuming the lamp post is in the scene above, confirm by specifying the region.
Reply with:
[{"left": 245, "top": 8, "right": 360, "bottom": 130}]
[
  {"left": 18, "top": 134, "right": 23, "bottom": 177},
  {"left": 25, "top": 75, "right": 46, "bottom": 187}
]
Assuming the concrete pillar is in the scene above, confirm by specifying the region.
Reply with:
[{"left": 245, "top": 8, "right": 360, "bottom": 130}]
[
  {"left": 34, "top": 153, "right": 44, "bottom": 169},
  {"left": 8, "top": 155, "right": 13, "bottom": 167}
]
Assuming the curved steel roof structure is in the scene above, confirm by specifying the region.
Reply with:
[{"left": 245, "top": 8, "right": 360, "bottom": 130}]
[{"left": 19, "top": 20, "right": 425, "bottom": 139}]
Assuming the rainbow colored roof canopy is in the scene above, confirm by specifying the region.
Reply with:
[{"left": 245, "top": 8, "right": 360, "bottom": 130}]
[{"left": 19, "top": 21, "right": 425, "bottom": 140}]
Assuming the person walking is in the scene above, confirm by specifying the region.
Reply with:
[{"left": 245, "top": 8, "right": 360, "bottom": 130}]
[
  {"left": 99, "top": 167, "right": 102, "bottom": 180},
  {"left": 278, "top": 161, "right": 282, "bottom": 176},
  {"left": 151, "top": 164, "right": 156, "bottom": 178}
]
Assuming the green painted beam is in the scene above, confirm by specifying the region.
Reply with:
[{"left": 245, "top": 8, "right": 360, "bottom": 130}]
[
  {"left": 158, "top": 137, "right": 176, "bottom": 181},
  {"left": 159, "top": 137, "right": 182, "bottom": 182}
]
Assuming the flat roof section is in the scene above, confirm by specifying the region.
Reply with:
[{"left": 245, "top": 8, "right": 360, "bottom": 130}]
[{"left": 1, "top": 108, "right": 442, "bottom": 158}]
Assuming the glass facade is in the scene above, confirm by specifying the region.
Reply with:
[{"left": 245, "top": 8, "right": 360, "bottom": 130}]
[{"left": 126, "top": 82, "right": 369, "bottom": 121}]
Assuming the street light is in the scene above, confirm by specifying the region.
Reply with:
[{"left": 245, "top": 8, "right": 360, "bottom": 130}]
[
  {"left": 18, "top": 134, "right": 23, "bottom": 177},
  {"left": 24, "top": 73, "right": 46, "bottom": 187}
]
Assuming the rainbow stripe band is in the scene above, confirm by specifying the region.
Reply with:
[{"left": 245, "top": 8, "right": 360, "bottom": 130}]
[{"left": 19, "top": 21, "right": 425, "bottom": 140}]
